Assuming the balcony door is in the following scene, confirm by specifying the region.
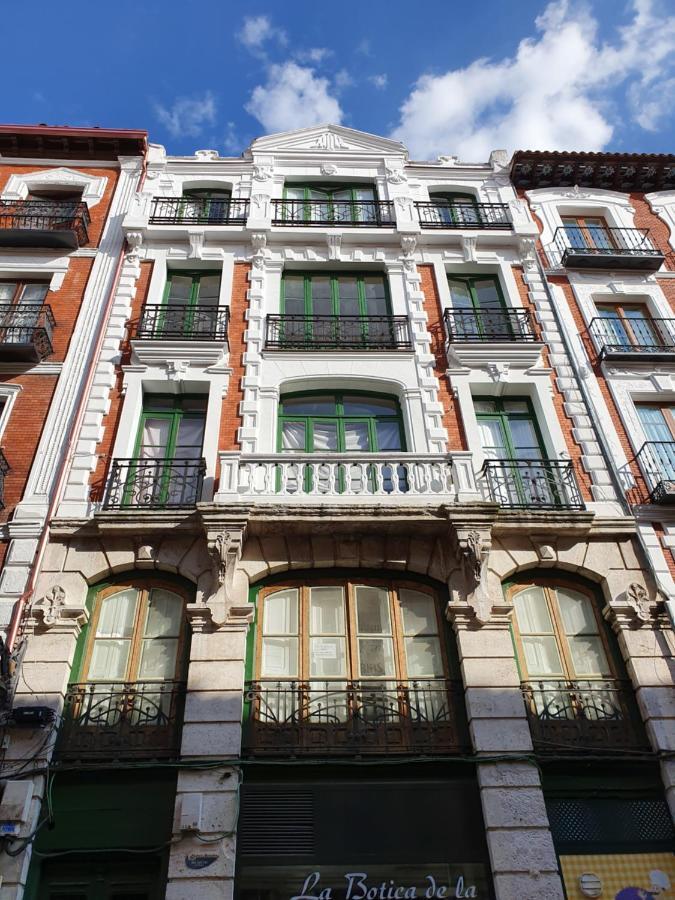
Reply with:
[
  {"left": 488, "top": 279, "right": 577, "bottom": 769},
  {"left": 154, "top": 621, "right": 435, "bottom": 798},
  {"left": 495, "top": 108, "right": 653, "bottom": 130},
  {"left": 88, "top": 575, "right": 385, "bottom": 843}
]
[
  {"left": 281, "top": 273, "right": 391, "bottom": 346},
  {"left": 129, "top": 395, "right": 206, "bottom": 508},
  {"left": 283, "top": 184, "right": 378, "bottom": 224},
  {"left": 160, "top": 271, "right": 221, "bottom": 338},
  {"left": 447, "top": 275, "right": 510, "bottom": 340},
  {"left": 637, "top": 404, "right": 675, "bottom": 482},
  {"left": 475, "top": 398, "right": 553, "bottom": 505},
  {"left": 596, "top": 303, "right": 661, "bottom": 351},
  {"left": 561, "top": 215, "right": 614, "bottom": 251},
  {"left": 429, "top": 191, "right": 480, "bottom": 226},
  {"left": 0, "top": 281, "right": 48, "bottom": 344},
  {"left": 181, "top": 188, "right": 231, "bottom": 223}
]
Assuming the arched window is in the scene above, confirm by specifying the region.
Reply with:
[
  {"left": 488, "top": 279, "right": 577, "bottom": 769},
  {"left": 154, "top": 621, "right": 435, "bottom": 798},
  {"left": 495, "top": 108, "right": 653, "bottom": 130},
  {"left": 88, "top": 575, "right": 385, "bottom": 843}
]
[
  {"left": 507, "top": 578, "right": 645, "bottom": 749},
  {"left": 245, "top": 578, "right": 468, "bottom": 754}
]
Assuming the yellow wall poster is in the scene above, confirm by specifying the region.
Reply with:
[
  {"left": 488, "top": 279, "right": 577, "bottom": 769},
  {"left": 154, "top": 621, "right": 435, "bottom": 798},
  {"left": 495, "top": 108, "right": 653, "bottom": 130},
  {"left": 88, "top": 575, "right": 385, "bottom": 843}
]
[{"left": 560, "top": 853, "right": 675, "bottom": 900}]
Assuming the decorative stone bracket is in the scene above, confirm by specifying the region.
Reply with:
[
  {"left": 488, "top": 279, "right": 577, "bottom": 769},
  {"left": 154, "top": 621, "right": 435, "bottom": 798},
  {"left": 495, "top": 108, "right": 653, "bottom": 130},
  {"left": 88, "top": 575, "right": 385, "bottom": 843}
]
[
  {"left": 25, "top": 585, "right": 88, "bottom": 635},
  {"left": 447, "top": 526, "right": 507, "bottom": 626},
  {"left": 604, "top": 581, "right": 660, "bottom": 630},
  {"left": 205, "top": 524, "right": 247, "bottom": 602}
]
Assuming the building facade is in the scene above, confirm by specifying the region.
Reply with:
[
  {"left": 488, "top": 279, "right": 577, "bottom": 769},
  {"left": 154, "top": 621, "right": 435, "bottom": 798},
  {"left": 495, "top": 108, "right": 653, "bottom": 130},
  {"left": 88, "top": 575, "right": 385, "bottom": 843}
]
[{"left": 0, "top": 125, "right": 672, "bottom": 900}]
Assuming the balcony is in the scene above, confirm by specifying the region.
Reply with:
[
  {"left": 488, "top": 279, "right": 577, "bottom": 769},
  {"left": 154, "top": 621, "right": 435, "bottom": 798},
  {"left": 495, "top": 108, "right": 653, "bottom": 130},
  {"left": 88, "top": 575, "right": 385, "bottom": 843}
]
[
  {"left": 265, "top": 314, "right": 412, "bottom": 351},
  {"left": 415, "top": 202, "right": 511, "bottom": 229},
  {"left": 136, "top": 304, "right": 229, "bottom": 342},
  {"left": 271, "top": 199, "right": 395, "bottom": 227},
  {"left": 589, "top": 316, "right": 675, "bottom": 362},
  {"left": 444, "top": 308, "right": 537, "bottom": 343},
  {"left": 56, "top": 681, "right": 185, "bottom": 761},
  {"left": 480, "top": 459, "right": 584, "bottom": 510},
  {"left": 552, "top": 226, "right": 664, "bottom": 271},
  {"left": 0, "top": 199, "right": 89, "bottom": 249},
  {"left": 148, "top": 196, "right": 249, "bottom": 225},
  {"left": 635, "top": 441, "right": 675, "bottom": 503},
  {"left": 0, "top": 304, "right": 55, "bottom": 361},
  {"left": 521, "top": 679, "right": 649, "bottom": 754},
  {"left": 242, "top": 679, "right": 470, "bottom": 756},
  {"left": 102, "top": 458, "right": 206, "bottom": 510},
  {"left": 217, "top": 452, "right": 478, "bottom": 504}
]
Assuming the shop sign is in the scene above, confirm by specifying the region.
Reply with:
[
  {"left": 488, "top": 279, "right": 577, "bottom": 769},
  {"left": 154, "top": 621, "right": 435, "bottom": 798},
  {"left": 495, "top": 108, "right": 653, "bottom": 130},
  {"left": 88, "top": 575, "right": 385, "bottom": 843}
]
[
  {"left": 559, "top": 853, "right": 674, "bottom": 900},
  {"left": 291, "top": 871, "right": 480, "bottom": 900}
]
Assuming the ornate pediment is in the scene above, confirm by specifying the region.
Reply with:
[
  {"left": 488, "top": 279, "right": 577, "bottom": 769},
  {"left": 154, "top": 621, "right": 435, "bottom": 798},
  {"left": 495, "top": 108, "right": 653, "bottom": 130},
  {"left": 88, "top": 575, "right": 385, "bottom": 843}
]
[{"left": 246, "top": 124, "right": 408, "bottom": 158}]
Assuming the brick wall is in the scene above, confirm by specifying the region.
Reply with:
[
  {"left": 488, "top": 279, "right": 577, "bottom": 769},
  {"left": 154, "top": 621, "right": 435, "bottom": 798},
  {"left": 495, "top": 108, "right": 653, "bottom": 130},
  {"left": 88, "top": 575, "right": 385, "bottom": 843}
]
[
  {"left": 630, "top": 193, "right": 675, "bottom": 271},
  {"left": 218, "top": 262, "right": 249, "bottom": 456},
  {"left": 418, "top": 264, "right": 467, "bottom": 451}
]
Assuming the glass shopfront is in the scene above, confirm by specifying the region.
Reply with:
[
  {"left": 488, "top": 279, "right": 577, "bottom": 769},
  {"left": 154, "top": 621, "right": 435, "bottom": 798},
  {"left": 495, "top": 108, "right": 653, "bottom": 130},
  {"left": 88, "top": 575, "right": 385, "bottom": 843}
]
[{"left": 235, "top": 773, "right": 493, "bottom": 900}]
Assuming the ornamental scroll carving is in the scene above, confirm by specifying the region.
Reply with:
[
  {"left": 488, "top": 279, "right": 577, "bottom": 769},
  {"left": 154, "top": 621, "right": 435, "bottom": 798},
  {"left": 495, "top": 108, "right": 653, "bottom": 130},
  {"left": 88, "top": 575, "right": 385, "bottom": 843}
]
[
  {"left": 626, "top": 582, "right": 652, "bottom": 623},
  {"left": 453, "top": 528, "right": 493, "bottom": 625},
  {"left": 207, "top": 527, "right": 246, "bottom": 600},
  {"left": 28, "top": 585, "right": 88, "bottom": 633}
]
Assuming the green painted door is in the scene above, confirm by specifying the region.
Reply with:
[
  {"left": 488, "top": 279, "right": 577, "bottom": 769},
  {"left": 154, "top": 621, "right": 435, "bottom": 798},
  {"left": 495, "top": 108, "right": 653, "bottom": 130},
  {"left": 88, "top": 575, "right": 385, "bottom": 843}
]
[
  {"left": 161, "top": 271, "right": 220, "bottom": 338},
  {"left": 447, "top": 275, "right": 509, "bottom": 340}
]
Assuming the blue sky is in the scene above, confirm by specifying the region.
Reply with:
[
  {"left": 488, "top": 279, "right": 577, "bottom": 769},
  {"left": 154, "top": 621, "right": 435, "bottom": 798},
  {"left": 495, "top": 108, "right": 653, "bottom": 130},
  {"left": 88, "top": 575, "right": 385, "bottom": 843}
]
[{"left": 2, "top": 0, "right": 674, "bottom": 160}]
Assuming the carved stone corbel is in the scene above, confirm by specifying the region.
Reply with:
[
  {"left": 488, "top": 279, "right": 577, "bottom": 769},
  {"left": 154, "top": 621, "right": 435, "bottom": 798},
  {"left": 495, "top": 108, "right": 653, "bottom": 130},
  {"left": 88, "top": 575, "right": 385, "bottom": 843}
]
[
  {"left": 448, "top": 527, "right": 497, "bottom": 626},
  {"left": 25, "top": 585, "right": 88, "bottom": 635},
  {"left": 604, "top": 581, "right": 659, "bottom": 631},
  {"left": 206, "top": 526, "right": 247, "bottom": 600}
]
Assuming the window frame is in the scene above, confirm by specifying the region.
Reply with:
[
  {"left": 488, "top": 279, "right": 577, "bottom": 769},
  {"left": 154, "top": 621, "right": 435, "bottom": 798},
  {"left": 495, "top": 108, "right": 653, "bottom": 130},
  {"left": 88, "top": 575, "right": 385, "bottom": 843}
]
[
  {"left": 161, "top": 270, "right": 222, "bottom": 336},
  {"left": 596, "top": 302, "right": 661, "bottom": 350},
  {"left": 561, "top": 214, "right": 615, "bottom": 250},
  {"left": 0, "top": 279, "right": 50, "bottom": 306},
  {"left": 255, "top": 577, "right": 450, "bottom": 683},
  {"left": 473, "top": 395, "right": 547, "bottom": 460},
  {"left": 280, "top": 271, "right": 391, "bottom": 317}
]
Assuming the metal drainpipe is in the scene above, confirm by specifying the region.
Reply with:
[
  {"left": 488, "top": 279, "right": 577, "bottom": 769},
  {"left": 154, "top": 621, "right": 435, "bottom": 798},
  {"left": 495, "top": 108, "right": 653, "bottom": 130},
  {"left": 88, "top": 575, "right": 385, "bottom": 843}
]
[{"left": 534, "top": 254, "right": 675, "bottom": 628}]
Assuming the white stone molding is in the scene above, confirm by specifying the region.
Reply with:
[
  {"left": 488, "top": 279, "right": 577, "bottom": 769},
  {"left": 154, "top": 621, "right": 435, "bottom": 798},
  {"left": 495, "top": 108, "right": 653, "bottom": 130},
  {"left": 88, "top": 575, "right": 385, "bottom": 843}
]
[
  {"left": 0, "top": 384, "right": 22, "bottom": 442},
  {"left": 204, "top": 522, "right": 247, "bottom": 602},
  {"left": 0, "top": 255, "right": 70, "bottom": 291},
  {"left": 1, "top": 167, "right": 107, "bottom": 208},
  {"left": 645, "top": 190, "right": 675, "bottom": 252},
  {"left": 246, "top": 124, "right": 407, "bottom": 158},
  {"left": 326, "top": 234, "right": 341, "bottom": 260},
  {"left": 25, "top": 584, "right": 88, "bottom": 634},
  {"left": 603, "top": 581, "right": 657, "bottom": 629},
  {"left": 194, "top": 149, "right": 219, "bottom": 161}
]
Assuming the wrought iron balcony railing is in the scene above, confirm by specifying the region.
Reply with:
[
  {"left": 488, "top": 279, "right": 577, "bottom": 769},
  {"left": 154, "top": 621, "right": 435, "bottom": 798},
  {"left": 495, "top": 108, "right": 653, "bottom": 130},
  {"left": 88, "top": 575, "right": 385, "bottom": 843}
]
[
  {"left": 416, "top": 201, "right": 511, "bottom": 229},
  {"left": 149, "top": 196, "right": 249, "bottom": 225},
  {"left": 589, "top": 316, "right": 675, "bottom": 360},
  {"left": 481, "top": 459, "right": 584, "bottom": 510},
  {"left": 444, "top": 308, "right": 537, "bottom": 343},
  {"left": 272, "top": 199, "right": 396, "bottom": 226},
  {"left": 552, "top": 226, "right": 664, "bottom": 270},
  {"left": 56, "top": 680, "right": 186, "bottom": 761},
  {"left": 522, "top": 679, "right": 649, "bottom": 753},
  {"left": 102, "top": 458, "right": 206, "bottom": 510},
  {"left": 0, "top": 303, "right": 55, "bottom": 361},
  {"left": 265, "top": 314, "right": 412, "bottom": 350},
  {"left": 243, "top": 679, "right": 470, "bottom": 756},
  {"left": 0, "top": 199, "right": 89, "bottom": 249},
  {"left": 0, "top": 449, "right": 9, "bottom": 510},
  {"left": 635, "top": 441, "right": 675, "bottom": 503},
  {"left": 136, "top": 303, "right": 229, "bottom": 341}
]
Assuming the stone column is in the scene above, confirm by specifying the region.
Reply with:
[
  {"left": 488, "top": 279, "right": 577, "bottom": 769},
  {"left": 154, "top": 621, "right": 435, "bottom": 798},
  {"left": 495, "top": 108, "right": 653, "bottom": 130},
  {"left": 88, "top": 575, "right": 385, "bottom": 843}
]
[
  {"left": 604, "top": 583, "right": 675, "bottom": 818},
  {"left": 0, "top": 586, "right": 87, "bottom": 899},
  {"left": 448, "top": 531, "right": 564, "bottom": 900}
]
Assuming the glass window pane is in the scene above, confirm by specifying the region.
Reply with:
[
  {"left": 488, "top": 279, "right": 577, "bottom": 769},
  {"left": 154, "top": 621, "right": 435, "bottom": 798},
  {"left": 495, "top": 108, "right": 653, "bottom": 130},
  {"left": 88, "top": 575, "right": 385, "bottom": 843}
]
[
  {"left": 509, "top": 419, "right": 542, "bottom": 455},
  {"left": 342, "top": 396, "right": 398, "bottom": 415},
  {"left": 96, "top": 590, "right": 138, "bottom": 638},
  {"left": 175, "top": 417, "right": 206, "bottom": 455},
  {"left": 310, "top": 276, "right": 332, "bottom": 300},
  {"left": 568, "top": 636, "right": 609, "bottom": 676},
  {"left": 284, "top": 187, "right": 305, "bottom": 201},
  {"left": 282, "top": 397, "right": 336, "bottom": 415},
  {"left": 356, "top": 586, "right": 391, "bottom": 634},
  {"left": 166, "top": 275, "right": 192, "bottom": 303},
  {"left": 261, "top": 637, "right": 298, "bottom": 677},
  {"left": 474, "top": 279, "right": 502, "bottom": 309},
  {"left": 557, "top": 588, "right": 598, "bottom": 635},
  {"left": 310, "top": 586, "right": 345, "bottom": 634},
  {"left": 400, "top": 590, "right": 437, "bottom": 635},
  {"left": 336, "top": 277, "right": 358, "bottom": 300},
  {"left": 448, "top": 279, "right": 473, "bottom": 310},
  {"left": 375, "top": 421, "right": 402, "bottom": 451},
  {"left": 263, "top": 589, "right": 298, "bottom": 634},
  {"left": 89, "top": 640, "right": 131, "bottom": 680},
  {"left": 313, "top": 422, "right": 339, "bottom": 451},
  {"left": 144, "top": 590, "right": 182, "bottom": 637},
  {"left": 363, "top": 276, "right": 386, "bottom": 299},
  {"left": 502, "top": 401, "right": 530, "bottom": 414},
  {"left": 514, "top": 587, "right": 554, "bottom": 633},
  {"left": 522, "top": 635, "right": 564, "bottom": 676},
  {"left": 309, "top": 637, "right": 347, "bottom": 677},
  {"left": 196, "top": 275, "right": 220, "bottom": 303},
  {"left": 283, "top": 276, "right": 305, "bottom": 301},
  {"left": 0, "top": 283, "right": 16, "bottom": 301},
  {"left": 20, "top": 284, "right": 49, "bottom": 302},
  {"left": 138, "top": 637, "right": 179, "bottom": 679},
  {"left": 357, "top": 637, "right": 395, "bottom": 677},
  {"left": 473, "top": 400, "right": 497, "bottom": 414},
  {"left": 344, "top": 422, "right": 370, "bottom": 451},
  {"left": 139, "top": 418, "right": 171, "bottom": 458},
  {"left": 405, "top": 637, "right": 443, "bottom": 676},
  {"left": 637, "top": 406, "right": 672, "bottom": 442},
  {"left": 281, "top": 421, "right": 306, "bottom": 451}
]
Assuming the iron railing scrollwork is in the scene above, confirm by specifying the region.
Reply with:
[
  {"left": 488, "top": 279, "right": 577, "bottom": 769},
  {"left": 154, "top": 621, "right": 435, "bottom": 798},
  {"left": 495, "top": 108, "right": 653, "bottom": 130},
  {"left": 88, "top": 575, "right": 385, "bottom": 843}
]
[
  {"left": 0, "top": 303, "right": 55, "bottom": 359},
  {"left": 552, "top": 225, "right": 663, "bottom": 269},
  {"left": 589, "top": 316, "right": 675, "bottom": 358},
  {"left": 136, "top": 303, "right": 229, "bottom": 341},
  {"left": 243, "top": 679, "right": 470, "bottom": 755},
  {"left": 272, "top": 199, "right": 396, "bottom": 227},
  {"left": 149, "top": 197, "right": 249, "bottom": 225},
  {"left": 0, "top": 199, "right": 90, "bottom": 245},
  {"left": 415, "top": 201, "right": 511, "bottom": 229},
  {"left": 444, "top": 308, "right": 536, "bottom": 343},
  {"left": 57, "top": 680, "right": 186, "bottom": 760},
  {"left": 265, "top": 314, "right": 412, "bottom": 350},
  {"left": 481, "top": 459, "right": 584, "bottom": 510},
  {"left": 635, "top": 441, "right": 675, "bottom": 503},
  {"left": 103, "top": 457, "right": 206, "bottom": 509},
  {"left": 521, "top": 679, "right": 649, "bottom": 753}
]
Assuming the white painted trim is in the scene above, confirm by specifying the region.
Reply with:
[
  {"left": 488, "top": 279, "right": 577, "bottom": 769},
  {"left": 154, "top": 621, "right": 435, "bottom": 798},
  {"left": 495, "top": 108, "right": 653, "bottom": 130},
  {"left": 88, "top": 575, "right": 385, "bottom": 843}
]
[
  {"left": 0, "top": 255, "right": 70, "bottom": 291},
  {"left": 645, "top": 190, "right": 675, "bottom": 252},
  {"left": 2, "top": 167, "right": 108, "bottom": 208},
  {"left": 0, "top": 384, "right": 21, "bottom": 443}
]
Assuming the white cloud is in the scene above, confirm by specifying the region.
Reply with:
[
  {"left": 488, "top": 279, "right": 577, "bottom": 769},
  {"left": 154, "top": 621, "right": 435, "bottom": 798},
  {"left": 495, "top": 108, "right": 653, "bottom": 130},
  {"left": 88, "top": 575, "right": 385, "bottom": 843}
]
[
  {"left": 154, "top": 92, "right": 217, "bottom": 138},
  {"left": 223, "top": 121, "right": 243, "bottom": 155},
  {"left": 391, "top": 0, "right": 675, "bottom": 159},
  {"left": 237, "top": 15, "right": 287, "bottom": 54},
  {"left": 335, "top": 69, "right": 355, "bottom": 89},
  {"left": 369, "top": 74, "right": 388, "bottom": 90},
  {"left": 356, "top": 39, "right": 371, "bottom": 56},
  {"left": 246, "top": 61, "right": 343, "bottom": 132},
  {"left": 296, "top": 47, "right": 332, "bottom": 64}
]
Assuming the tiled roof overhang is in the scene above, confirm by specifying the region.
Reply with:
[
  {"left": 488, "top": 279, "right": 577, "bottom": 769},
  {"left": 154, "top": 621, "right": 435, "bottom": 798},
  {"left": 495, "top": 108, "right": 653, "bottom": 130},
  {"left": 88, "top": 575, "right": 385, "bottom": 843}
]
[
  {"left": 0, "top": 124, "right": 147, "bottom": 160},
  {"left": 510, "top": 150, "right": 675, "bottom": 193}
]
